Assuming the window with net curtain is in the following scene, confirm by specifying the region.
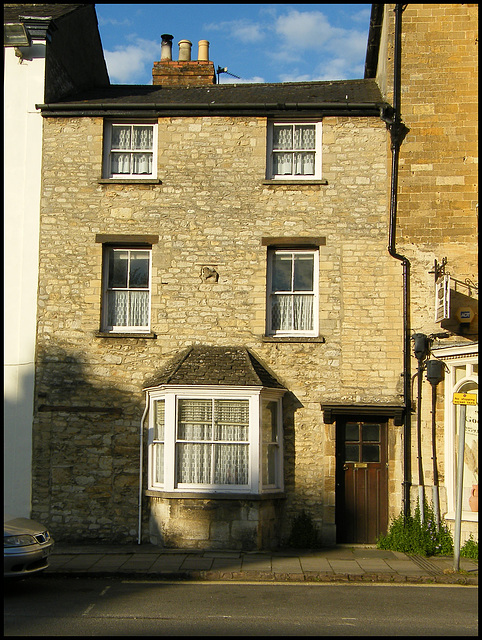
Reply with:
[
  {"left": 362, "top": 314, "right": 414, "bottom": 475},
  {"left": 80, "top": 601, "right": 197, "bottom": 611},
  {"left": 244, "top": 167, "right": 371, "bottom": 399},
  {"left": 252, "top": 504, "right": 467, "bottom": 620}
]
[
  {"left": 267, "top": 248, "right": 319, "bottom": 336},
  {"left": 104, "top": 123, "right": 156, "bottom": 178},
  {"left": 149, "top": 391, "right": 284, "bottom": 493},
  {"left": 102, "top": 247, "right": 151, "bottom": 332},
  {"left": 269, "top": 122, "right": 321, "bottom": 179}
]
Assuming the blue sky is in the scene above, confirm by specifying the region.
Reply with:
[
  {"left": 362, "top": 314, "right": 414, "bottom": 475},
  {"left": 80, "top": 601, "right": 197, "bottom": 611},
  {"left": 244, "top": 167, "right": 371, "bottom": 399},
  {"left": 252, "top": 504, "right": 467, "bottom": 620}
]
[{"left": 95, "top": 4, "right": 372, "bottom": 85}]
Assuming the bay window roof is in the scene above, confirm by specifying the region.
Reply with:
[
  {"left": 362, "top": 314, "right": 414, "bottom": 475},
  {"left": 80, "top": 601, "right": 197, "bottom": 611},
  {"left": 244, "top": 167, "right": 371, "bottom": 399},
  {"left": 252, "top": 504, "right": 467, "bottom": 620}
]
[{"left": 144, "top": 346, "right": 285, "bottom": 390}]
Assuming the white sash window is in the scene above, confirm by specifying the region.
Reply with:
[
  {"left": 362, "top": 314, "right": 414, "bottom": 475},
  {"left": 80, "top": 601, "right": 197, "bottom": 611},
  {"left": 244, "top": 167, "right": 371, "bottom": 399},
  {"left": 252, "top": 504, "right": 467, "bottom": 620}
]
[
  {"left": 267, "top": 122, "right": 322, "bottom": 180},
  {"left": 267, "top": 248, "right": 319, "bottom": 336},
  {"left": 102, "top": 246, "right": 151, "bottom": 332},
  {"left": 103, "top": 122, "right": 157, "bottom": 179}
]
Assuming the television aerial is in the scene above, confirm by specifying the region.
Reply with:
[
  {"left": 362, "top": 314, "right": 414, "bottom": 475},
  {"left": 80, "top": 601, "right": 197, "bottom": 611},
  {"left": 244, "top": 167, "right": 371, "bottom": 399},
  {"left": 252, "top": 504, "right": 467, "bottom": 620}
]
[{"left": 216, "top": 66, "right": 241, "bottom": 83}]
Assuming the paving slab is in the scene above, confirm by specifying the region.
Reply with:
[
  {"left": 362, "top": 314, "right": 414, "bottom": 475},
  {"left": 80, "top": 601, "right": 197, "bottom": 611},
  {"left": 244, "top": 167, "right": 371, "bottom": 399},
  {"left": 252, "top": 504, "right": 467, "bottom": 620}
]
[
  {"left": 357, "top": 558, "right": 398, "bottom": 573},
  {"left": 271, "top": 557, "right": 303, "bottom": 573},
  {"left": 327, "top": 559, "right": 365, "bottom": 575},
  {"left": 385, "top": 559, "right": 427, "bottom": 574},
  {"left": 180, "top": 556, "right": 215, "bottom": 571},
  {"left": 241, "top": 555, "right": 272, "bottom": 572},
  {"left": 299, "top": 556, "right": 333, "bottom": 573}
]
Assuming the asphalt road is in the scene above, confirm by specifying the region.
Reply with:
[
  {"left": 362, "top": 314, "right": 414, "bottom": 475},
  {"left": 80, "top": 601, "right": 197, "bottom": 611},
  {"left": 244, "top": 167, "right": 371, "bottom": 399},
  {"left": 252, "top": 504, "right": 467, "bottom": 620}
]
[{"left": 4, "top": 575, "right": 478, "bottom": 636}]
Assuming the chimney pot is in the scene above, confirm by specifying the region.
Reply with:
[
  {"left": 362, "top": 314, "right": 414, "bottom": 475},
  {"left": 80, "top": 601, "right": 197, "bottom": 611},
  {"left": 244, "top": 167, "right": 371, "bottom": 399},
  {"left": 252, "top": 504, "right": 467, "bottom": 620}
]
[
  {"left": 160, "top": 34, "right": 173, "bottom": 61},
  {"left": 198, "top": 40, "right": 209, "bottom": 61},
  {"left": 178, "top": 39, "right": 192, "bottom": 61}
]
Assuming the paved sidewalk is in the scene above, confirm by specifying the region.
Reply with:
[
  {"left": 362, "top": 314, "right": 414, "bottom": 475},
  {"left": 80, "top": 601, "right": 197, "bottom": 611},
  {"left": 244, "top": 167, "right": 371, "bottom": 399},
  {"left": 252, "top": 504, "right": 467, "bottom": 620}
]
[{"left": 45, "top": 544, "right": 478, "bottom": 585}]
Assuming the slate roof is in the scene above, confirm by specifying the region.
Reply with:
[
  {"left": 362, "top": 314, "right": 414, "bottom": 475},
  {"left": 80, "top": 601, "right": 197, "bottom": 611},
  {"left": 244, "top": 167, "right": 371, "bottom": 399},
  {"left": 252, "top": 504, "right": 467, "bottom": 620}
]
[
  {"left": 38, "top": 78, "right": 389, "bottom": 118},
  {"left": 144, "top": 346, "right": 285, "bottom": 390},
  {"left": 4, "top": 4, "right": 85, "bottom": 22}
]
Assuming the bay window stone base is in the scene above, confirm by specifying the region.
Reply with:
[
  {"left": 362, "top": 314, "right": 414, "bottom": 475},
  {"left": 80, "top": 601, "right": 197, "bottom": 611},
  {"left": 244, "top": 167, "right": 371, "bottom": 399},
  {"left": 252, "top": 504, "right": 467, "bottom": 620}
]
[{"left": 148, "top": 494, "right": 285, "bottom": 550}]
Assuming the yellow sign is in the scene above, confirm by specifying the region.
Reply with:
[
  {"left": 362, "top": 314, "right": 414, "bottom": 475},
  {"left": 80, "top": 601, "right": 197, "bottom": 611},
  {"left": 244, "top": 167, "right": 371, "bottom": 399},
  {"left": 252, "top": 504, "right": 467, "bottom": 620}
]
[{"left": 453, "top": 393, "right": 477, "bottom": 406}]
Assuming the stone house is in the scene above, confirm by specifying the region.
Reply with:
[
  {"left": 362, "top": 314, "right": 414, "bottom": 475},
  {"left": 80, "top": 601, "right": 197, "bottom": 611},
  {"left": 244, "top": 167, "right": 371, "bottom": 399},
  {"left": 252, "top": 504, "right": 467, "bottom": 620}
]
[
  {"left": 4, "top": 3, "right": 109, "bottom": 517},
  {"left": 31, "top": 4, "right": 477, "bottom": 549}
]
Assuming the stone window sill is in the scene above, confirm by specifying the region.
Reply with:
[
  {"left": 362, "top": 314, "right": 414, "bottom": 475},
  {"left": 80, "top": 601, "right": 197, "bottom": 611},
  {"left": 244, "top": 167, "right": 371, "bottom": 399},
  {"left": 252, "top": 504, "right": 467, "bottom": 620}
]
[
  {"left": 145, "top": 490, "right": 285, "bottom": 501},
  {"left": 98, "top": 179, "right": 162, "bottom": 185},
  {"left": 95, "top": 331, "right": 157, "bottom": 339},
  {"left": 262, "top": 179, "right": 328, "bottom": 185},
  {"left": 262, "top": 336, "right": 325, "bottom": 343}
]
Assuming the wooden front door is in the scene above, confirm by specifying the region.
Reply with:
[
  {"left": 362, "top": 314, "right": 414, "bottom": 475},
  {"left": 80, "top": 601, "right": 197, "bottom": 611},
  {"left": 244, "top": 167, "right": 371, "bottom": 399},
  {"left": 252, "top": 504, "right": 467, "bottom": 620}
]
[{"left": 336, "top": 418, "right": 388, "bottom": 544}]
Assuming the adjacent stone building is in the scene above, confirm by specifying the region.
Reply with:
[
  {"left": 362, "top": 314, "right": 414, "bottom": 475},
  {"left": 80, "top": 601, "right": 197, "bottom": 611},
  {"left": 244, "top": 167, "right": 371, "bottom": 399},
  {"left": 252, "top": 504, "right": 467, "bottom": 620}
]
[
  {"left": 31, "top": 4, "right": 477, "bottom": 549},
  {"left": 368, "top": 3, "right": 478, "bottom": 543}
]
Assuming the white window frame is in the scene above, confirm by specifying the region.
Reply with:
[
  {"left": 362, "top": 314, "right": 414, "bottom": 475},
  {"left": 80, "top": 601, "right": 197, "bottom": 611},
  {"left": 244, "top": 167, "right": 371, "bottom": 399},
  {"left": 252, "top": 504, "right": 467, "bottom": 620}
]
[
  {"left": 266, "top": 121, "right": 322, "bottom": 180},
  {"left": 146, "top": 385, "right": 285, "bottom": 495},
  {"left": 101, "top": 245, "right": 152, "bottom": 333},
  {"left": 103, "top": 121, "right": 158, "bottom": 179},
  {"left": 266, "top": 248, "right": 319, "bottom": 337},
  {"left": 436, "top": 346, "right": 478, "bottom": 523}
]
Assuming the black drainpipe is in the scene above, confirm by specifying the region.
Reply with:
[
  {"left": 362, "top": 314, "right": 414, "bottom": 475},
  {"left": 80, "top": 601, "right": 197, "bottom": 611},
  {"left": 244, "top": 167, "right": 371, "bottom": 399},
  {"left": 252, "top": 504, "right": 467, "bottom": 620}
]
[{"left": 383, "top": 4, "right": 411, "bottom": 518}]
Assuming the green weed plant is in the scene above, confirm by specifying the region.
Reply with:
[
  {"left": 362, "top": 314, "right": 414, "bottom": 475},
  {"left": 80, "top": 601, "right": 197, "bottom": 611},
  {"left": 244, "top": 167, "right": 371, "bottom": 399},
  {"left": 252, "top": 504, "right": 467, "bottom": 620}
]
[
  {"left": 460, "top": 535, "right": 478, "bottom": 560},
  {"left": 377, "top": 500, "right": 454, "bottom": 556}
]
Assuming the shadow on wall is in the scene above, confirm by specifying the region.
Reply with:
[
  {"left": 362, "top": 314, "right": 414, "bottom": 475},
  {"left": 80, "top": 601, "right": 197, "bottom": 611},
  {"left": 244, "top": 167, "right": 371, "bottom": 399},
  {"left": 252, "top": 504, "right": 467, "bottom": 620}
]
[
  {"left": 32, "top": 342, "right": 146, "bottom": 544},
  {"left": 30, "top": 341, "right": 333, "bottom": 550}
]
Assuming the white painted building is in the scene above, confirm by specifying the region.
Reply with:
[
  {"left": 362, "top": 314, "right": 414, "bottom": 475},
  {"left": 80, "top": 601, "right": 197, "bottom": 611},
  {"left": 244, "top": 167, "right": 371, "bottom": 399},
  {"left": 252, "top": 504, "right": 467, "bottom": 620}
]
[{"left": 3, "top": 5, "right": 109, "bottom": 516}]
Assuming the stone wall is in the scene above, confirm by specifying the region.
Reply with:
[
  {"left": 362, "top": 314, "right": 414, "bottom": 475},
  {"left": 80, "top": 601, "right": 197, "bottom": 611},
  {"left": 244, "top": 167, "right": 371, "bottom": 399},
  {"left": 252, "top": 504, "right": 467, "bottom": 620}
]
[
  {"left": 377, "top": 4, "right": 478, "bottom": 540},
  {"left": 34, "top": 113, "right": 404, "bottom": 546}
]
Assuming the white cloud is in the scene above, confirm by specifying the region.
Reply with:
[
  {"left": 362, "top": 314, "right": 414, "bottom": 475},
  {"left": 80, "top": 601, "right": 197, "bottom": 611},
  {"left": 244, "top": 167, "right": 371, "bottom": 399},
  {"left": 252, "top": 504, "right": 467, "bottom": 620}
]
[
  {"left": 104, "top": 38, "right": 159, "bottom": 84},
  {"left": 272, "top": 9, "right": 368, "bottom": 81},
  {"left": 204, "top": 19, "right": 266, "bottom": 44},
  {"left": 275, "top": 10, "right": 344, "bottom": 49}
]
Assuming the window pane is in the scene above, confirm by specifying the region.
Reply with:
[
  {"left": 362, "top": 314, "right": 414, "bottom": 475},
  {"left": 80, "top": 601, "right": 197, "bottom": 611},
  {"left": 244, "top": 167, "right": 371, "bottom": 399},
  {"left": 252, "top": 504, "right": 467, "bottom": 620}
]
[
  {"left": 263, "top": 443, "right": 277, "bottom": 485},
  {"left": 178, "top": 399, "right": 212, "bottom": 440},
  {"left": 345, "top": 423, "right": 359, "bottom": 441},
  {"left": 214, "top": 444, "right": 248, "bottom": 484},
  {"left": 177, "top": 443, "right": 211, "bottom": 483},
  {"left": 154, "top": 400, "right": 165, "bottom": 441},
  {"left": 214, "top": 400, "right": 249, "bottom": 441},
  {"left": 272, "top": 253, "right": 293, "bottom": 291},
  {"left": 132, "top": 153, "right": 153, "bottom": 175},
  {"left": 362, "top": 424, "right": 380, "bottom": 442},
  {"left": 345, "top": 444, "right": 359, "bottom": 462},
  {"left": 111, "top": 152, "right": 131, "bottom": 174},
  {"left": 271, "top": 295, "right": 291, "bottom": 331},
  {"left": 107, "top": 290, "right": 128, "bottom": 326},
  {"left": 293, "top": 254, "right": 314, "bottom": 291},
  {"left": 111, "top": 125, "right": 131, "bottom": 149},
  {"left": 129, "top": 251, "right": 150, "bottom": 288},
  {"left": 273, "top": 125, "right": 293, "bottom": 150},
  {"left": 132, "top": 126, "right": 153, "bottom": 150},
  {"left": 262, "top": 401, "right": 278, "bottom": 442},
  {"left": 293, "top": 295, "right": 313, "bottom": 330},
  {"left": 128, "top": 290, "right": 149, "bottom": 326},
  {"left": 294, "top": 152, "right": 315, "bottom": 175},
  {"left": 294, "top": 125, "right": 315, "bottom": 149},
  {"left": 272, "top": 152, "right": 293, "bottom": 175},
  {"left": 153, "top": 443, "right": 164, "bottom": 484},
  {"left": 108, "top": 250, "right": 129, "bottom": 288},
  {"left": 362, "top": 444, "right": 380, "bottom": 462}
]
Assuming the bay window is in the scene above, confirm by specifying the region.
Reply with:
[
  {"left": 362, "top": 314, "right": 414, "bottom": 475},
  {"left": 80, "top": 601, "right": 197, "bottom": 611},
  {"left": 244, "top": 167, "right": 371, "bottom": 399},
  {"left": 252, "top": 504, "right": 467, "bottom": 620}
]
[{"left": 147, "top": 387, "right": 284, "bottom": 494}]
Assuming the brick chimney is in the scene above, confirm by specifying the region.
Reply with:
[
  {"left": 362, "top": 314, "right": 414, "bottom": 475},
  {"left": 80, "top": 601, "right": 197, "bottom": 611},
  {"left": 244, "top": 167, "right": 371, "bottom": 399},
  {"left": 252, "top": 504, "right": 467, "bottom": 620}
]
[{"left": 152, "top": 35, "right": 216, "bottom": 86}]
